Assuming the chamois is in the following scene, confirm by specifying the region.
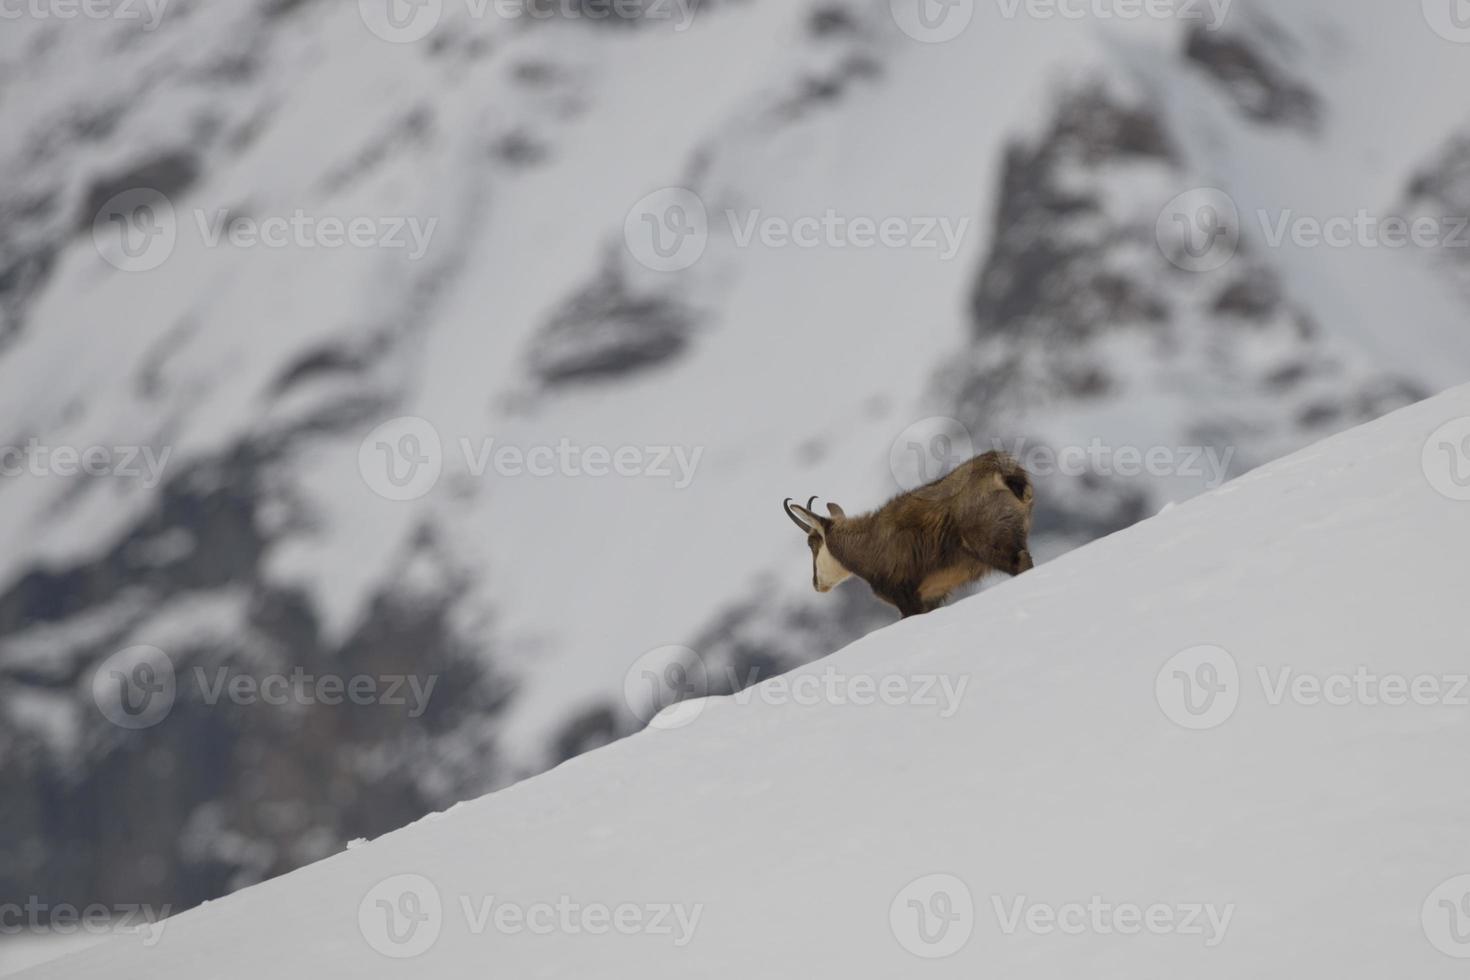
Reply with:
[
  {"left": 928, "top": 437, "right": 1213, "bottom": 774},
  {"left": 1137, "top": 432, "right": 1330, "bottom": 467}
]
[{"left": 783, "top": 452, "right": 1035, "bottom": 618}]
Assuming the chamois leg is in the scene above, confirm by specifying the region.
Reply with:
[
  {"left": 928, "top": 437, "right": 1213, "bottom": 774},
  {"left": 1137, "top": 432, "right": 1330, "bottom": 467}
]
[
  {"left": 894, "top": 592, "right": 927, "bottom": 619},
  {"left": 1007, "top": 520, "right": 1034, "bottom": 575},
  {"left": 962, "top": 529, "right": 1031, "bottom": 577},
  {"left": 871, "top": 583, "right": 923, "bottom": 618},
  {"left": 920, "top": 595, "right": 947, "bottom": 615}
]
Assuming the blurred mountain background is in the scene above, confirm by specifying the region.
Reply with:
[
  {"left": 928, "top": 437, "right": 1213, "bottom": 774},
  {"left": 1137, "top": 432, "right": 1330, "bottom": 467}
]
[{"left": 2, "top": 0, "right": 1469, "bottom": 953}]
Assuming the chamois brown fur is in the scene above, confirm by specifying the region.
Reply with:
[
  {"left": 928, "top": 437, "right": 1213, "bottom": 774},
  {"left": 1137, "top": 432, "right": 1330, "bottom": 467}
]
[{"left": 784, "top": 452, "right": 1035, "bottom": 618}]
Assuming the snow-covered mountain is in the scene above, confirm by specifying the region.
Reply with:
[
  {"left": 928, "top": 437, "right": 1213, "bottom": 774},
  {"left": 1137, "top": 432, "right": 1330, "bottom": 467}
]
[
  {"left": 21, "top": 379, "right": 1470, "bottom": 979},
  {"left": 3, "top": 0, "right": 1470, "bottom": 923}
]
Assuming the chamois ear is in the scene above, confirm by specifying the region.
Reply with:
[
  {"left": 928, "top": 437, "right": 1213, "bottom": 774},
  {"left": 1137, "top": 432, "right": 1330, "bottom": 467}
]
[
  {"left": 795, "top": 506, "right": 829, "bottom": 531},
  {"left": 826, "top": 502, "right": 846, "bottom": 519},
  {"left": 784, "top": 496, "right": 826, "bottom": 533}
]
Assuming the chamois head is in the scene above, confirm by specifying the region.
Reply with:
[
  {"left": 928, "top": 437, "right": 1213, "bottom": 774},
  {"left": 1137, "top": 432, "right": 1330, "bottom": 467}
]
[{"left": 783, "top": 496, "right": 852, "bottom": 593}]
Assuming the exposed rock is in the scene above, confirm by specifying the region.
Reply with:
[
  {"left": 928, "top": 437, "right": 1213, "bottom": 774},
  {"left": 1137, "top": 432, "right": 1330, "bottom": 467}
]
[
  {"left": 1185, "top": 26, "right": 1321, "bottom": 128},
  {"left": 76, "top": 150, "right": 202, "bottom": 234},
  {"left": 529, "top": 253, "right": 698, "bottom": 387},
  {"left": 0, "top": 439, "right": 504, "bottom": 915}
]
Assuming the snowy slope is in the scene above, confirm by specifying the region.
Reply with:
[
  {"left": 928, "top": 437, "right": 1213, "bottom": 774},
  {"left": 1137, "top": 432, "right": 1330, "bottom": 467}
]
[
  {"left": 6, "top": 0, "right": 1470, "bottom": 914},
  {"left": 25, "top": 384, "right": 1470, "bottom": 979}
]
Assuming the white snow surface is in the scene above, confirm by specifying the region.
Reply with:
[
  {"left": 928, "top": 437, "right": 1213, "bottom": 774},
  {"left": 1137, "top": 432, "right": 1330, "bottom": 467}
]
[{"left": 23, "top": 383, "right": 1470, "bottom": 978}]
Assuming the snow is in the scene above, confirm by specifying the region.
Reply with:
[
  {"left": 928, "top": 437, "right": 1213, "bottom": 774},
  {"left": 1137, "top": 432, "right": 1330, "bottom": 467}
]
[
  {"left": 21, "top": 382, "right": 1470, "bottom": 978},
  {"left": 0, "top": 935, "right": 105, "bottom": 979}
]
